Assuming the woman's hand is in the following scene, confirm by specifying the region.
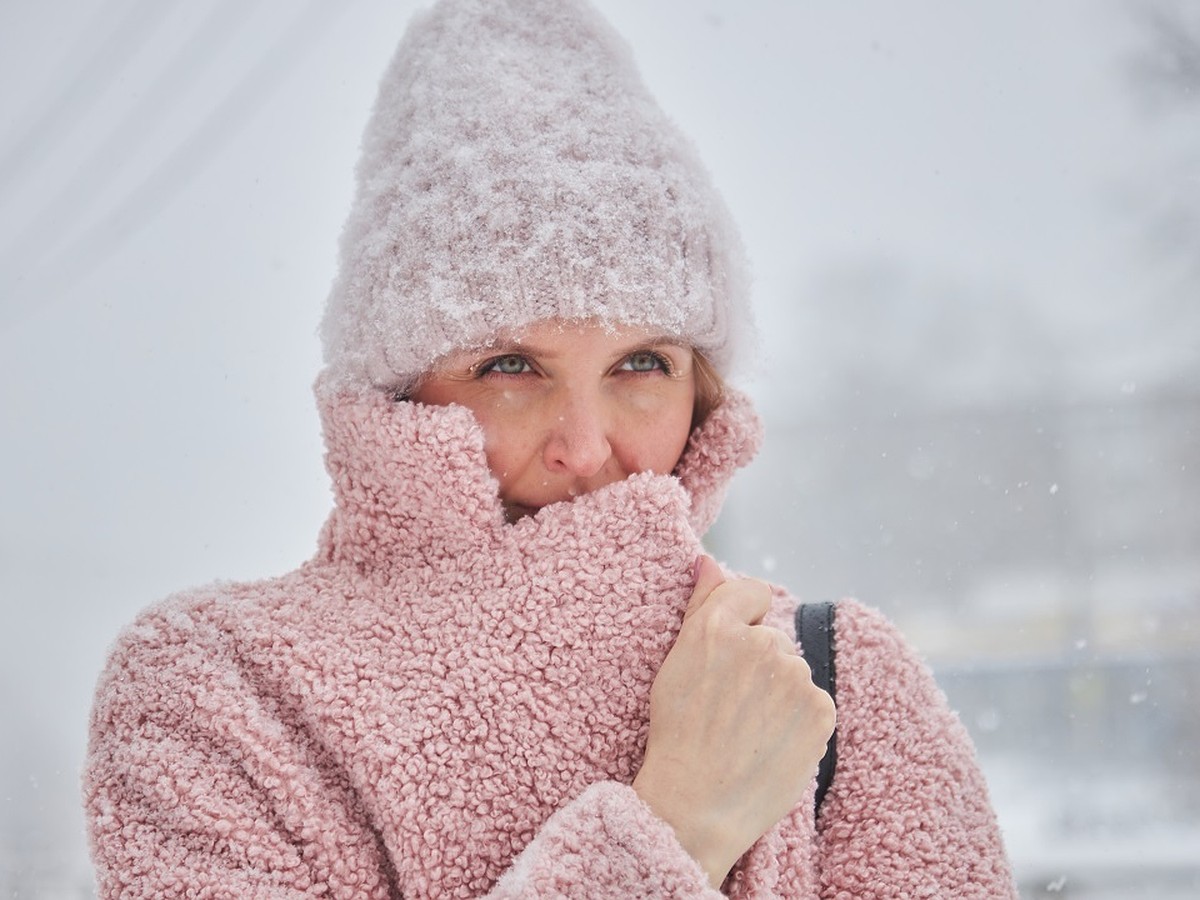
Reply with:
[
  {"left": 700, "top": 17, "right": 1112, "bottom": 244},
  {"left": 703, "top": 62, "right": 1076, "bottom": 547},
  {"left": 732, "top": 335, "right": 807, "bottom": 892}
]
[{"left": 632, "top": 556, "right": 836, "bottom": 889}]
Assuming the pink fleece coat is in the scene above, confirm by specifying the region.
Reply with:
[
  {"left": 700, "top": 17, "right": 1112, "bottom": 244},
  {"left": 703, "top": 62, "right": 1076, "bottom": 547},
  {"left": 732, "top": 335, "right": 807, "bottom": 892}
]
[{"left": 84, "top": 384, "right": 1016, "bottom": 898}]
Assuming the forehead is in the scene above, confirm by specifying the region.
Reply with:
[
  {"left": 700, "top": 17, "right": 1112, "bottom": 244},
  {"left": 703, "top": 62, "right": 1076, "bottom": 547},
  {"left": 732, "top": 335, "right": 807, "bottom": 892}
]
[{"left": 443, "top": 319, "right": 688, "bottom": 362}]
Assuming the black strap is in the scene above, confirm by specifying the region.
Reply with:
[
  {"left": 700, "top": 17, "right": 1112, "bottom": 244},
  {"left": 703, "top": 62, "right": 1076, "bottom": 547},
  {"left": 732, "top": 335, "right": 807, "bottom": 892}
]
[{"left": 795, "top": 601, "right": 837, "bottom": 820}]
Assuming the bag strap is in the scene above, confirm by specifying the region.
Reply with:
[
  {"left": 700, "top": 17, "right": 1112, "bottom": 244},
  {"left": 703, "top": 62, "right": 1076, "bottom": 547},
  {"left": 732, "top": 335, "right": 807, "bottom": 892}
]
[{"left": 795, "top": 601, "right": 838, "bottom": 820}]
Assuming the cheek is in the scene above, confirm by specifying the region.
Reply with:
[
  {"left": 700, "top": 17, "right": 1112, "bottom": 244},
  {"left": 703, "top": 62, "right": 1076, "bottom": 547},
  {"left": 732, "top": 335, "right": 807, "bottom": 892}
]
[
  {"left": 622, "top": 388, "right": 695, "bottom": 474},
  {"left": 470, "top": 396, "right": 537, "bottom": 486}
]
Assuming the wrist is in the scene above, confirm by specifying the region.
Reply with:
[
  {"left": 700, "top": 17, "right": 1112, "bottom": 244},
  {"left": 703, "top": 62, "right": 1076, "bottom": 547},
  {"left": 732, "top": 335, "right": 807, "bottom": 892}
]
[{"left": 631, "top": 769, "right": 738, "bottom": 889}]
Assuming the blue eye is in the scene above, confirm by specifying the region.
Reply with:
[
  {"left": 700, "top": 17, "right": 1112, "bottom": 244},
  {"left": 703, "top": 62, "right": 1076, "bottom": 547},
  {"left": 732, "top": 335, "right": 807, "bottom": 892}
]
[
  {"left": 479, "top": 354, "right": 530, "bottom": 376},
  {"left": 623, "top": 351, "right": 670, "bottom": 373}
]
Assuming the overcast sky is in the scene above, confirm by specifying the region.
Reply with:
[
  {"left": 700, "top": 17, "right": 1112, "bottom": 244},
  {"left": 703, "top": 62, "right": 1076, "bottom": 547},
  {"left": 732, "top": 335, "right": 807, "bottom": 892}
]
[{"left": 2, "top": 0, "right": 1197, "bottom": 888}]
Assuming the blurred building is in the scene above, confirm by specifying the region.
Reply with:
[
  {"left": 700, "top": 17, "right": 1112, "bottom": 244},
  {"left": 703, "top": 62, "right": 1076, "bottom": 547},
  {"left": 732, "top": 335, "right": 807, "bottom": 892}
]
[{"left": 716, "top": 315, "right": 1200, "bottom": 897}]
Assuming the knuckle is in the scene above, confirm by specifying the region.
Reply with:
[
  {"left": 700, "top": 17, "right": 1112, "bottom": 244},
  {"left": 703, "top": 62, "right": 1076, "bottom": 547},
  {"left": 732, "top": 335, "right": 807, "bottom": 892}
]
[
  {"left": 761, "top": 625, "right": 796, "bottom": 656},
  {"left": 816, "top": 688, "right": 837, "bottom": 726},
  {"left": 802, "top": 682, "right": 837, "bottom": 735},
  {"left": 750, "top": 624, "right": 793, "bottom": 657},
  {"left": 745, "top": 578, "right": 774, "bottom": 605},
  {"left": 819, "top": 707, "right": 837, "bottom": 740},
  {"left": 785, "top": 661, "right": 833, "bottom": 706},
  {"left": 727, "top": 576, "right": 771, "bottom": 600}
]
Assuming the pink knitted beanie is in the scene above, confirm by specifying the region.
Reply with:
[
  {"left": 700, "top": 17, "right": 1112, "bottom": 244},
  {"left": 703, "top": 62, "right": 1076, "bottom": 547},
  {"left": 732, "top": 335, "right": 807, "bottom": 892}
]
[{"left": 320, "top": 0, "right": 752, "bottom": 392}]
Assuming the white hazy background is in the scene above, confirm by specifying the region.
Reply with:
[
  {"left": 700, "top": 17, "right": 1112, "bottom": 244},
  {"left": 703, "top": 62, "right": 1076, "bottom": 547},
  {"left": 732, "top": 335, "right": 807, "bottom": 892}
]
[{"left": 2, "top": 1, "right": 1198, "bottom": 897}]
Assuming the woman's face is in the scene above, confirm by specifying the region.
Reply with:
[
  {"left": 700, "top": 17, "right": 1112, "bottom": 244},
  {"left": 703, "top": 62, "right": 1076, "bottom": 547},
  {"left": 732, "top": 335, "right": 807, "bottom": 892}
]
[{"left": 410, "top": 320, "right": 697, "bottom": 521}]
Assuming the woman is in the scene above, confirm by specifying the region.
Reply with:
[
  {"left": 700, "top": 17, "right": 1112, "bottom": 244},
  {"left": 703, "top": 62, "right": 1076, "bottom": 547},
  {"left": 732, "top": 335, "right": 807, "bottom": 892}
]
[{"left": 84, "top": 0, "right": 1017, "bottom": 896}]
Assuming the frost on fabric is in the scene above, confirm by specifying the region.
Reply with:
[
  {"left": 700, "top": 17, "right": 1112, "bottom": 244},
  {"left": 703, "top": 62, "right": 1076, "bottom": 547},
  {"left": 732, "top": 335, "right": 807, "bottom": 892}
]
[{"left": 319, "top": 0, "right": 751, "bottom": 392}]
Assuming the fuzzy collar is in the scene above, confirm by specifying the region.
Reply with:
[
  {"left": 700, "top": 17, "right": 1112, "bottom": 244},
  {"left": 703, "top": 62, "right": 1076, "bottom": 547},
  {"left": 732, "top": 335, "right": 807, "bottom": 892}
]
[{"left": 312, "top": 374, "right": 763, "bottom": 575}]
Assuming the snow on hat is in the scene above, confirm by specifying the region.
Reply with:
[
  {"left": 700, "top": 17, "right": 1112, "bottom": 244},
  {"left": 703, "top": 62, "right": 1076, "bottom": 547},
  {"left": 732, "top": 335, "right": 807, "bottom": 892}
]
[{"left": 320, "top": 0, "right": 752, "bottom": 392}]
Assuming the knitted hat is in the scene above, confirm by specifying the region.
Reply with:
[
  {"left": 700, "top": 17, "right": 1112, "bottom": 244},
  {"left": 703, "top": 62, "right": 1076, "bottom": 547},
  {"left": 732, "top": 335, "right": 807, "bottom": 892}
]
[{"left": 320, "top": 0, "right": 752, "bottom": 393}]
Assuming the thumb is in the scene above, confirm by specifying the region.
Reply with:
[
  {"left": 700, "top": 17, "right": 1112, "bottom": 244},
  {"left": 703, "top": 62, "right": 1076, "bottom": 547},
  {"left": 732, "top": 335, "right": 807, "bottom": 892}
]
[{"left": 684, "top": 555, "right": 726, "bottom": 619}]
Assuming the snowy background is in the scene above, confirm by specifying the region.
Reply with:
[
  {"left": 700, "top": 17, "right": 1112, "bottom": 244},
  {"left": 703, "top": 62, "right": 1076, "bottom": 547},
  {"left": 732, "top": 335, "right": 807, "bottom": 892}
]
[{"left": 2, "top": 0, "right": 1198, "bottom": 896}]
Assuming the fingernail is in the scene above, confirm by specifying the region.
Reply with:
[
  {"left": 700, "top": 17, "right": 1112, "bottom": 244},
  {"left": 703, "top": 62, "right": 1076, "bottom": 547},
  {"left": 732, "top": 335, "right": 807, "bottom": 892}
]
[{"left": 692, "top": 555, "right": 703, "bottom": 583}]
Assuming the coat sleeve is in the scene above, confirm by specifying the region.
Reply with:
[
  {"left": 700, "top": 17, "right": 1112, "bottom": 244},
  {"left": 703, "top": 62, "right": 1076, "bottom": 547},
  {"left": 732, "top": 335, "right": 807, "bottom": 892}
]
[
  {"left": 84, "top": 598, "right": 398, "bottom": 899},
  {"left": 813, "top": 599, "right": 1018, "bottom": 899},
  {"left": 489, "top": 782, "right": 720, "bottom": 897},
  {"left": 84, "top": 599, "right": 721, "bottom": 899}
]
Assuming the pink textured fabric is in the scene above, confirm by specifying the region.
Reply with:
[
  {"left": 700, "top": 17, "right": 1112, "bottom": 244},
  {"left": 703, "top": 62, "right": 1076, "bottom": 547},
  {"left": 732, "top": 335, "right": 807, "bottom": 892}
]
[{"left": 84, "top": 385, "right": 1016, "bottom": 898}]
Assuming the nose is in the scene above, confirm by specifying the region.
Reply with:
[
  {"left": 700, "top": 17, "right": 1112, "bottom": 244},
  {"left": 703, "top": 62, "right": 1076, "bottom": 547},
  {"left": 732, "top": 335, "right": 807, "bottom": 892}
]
[{"left": 542, "top": 390, "right": 613, "bottom": 479}]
